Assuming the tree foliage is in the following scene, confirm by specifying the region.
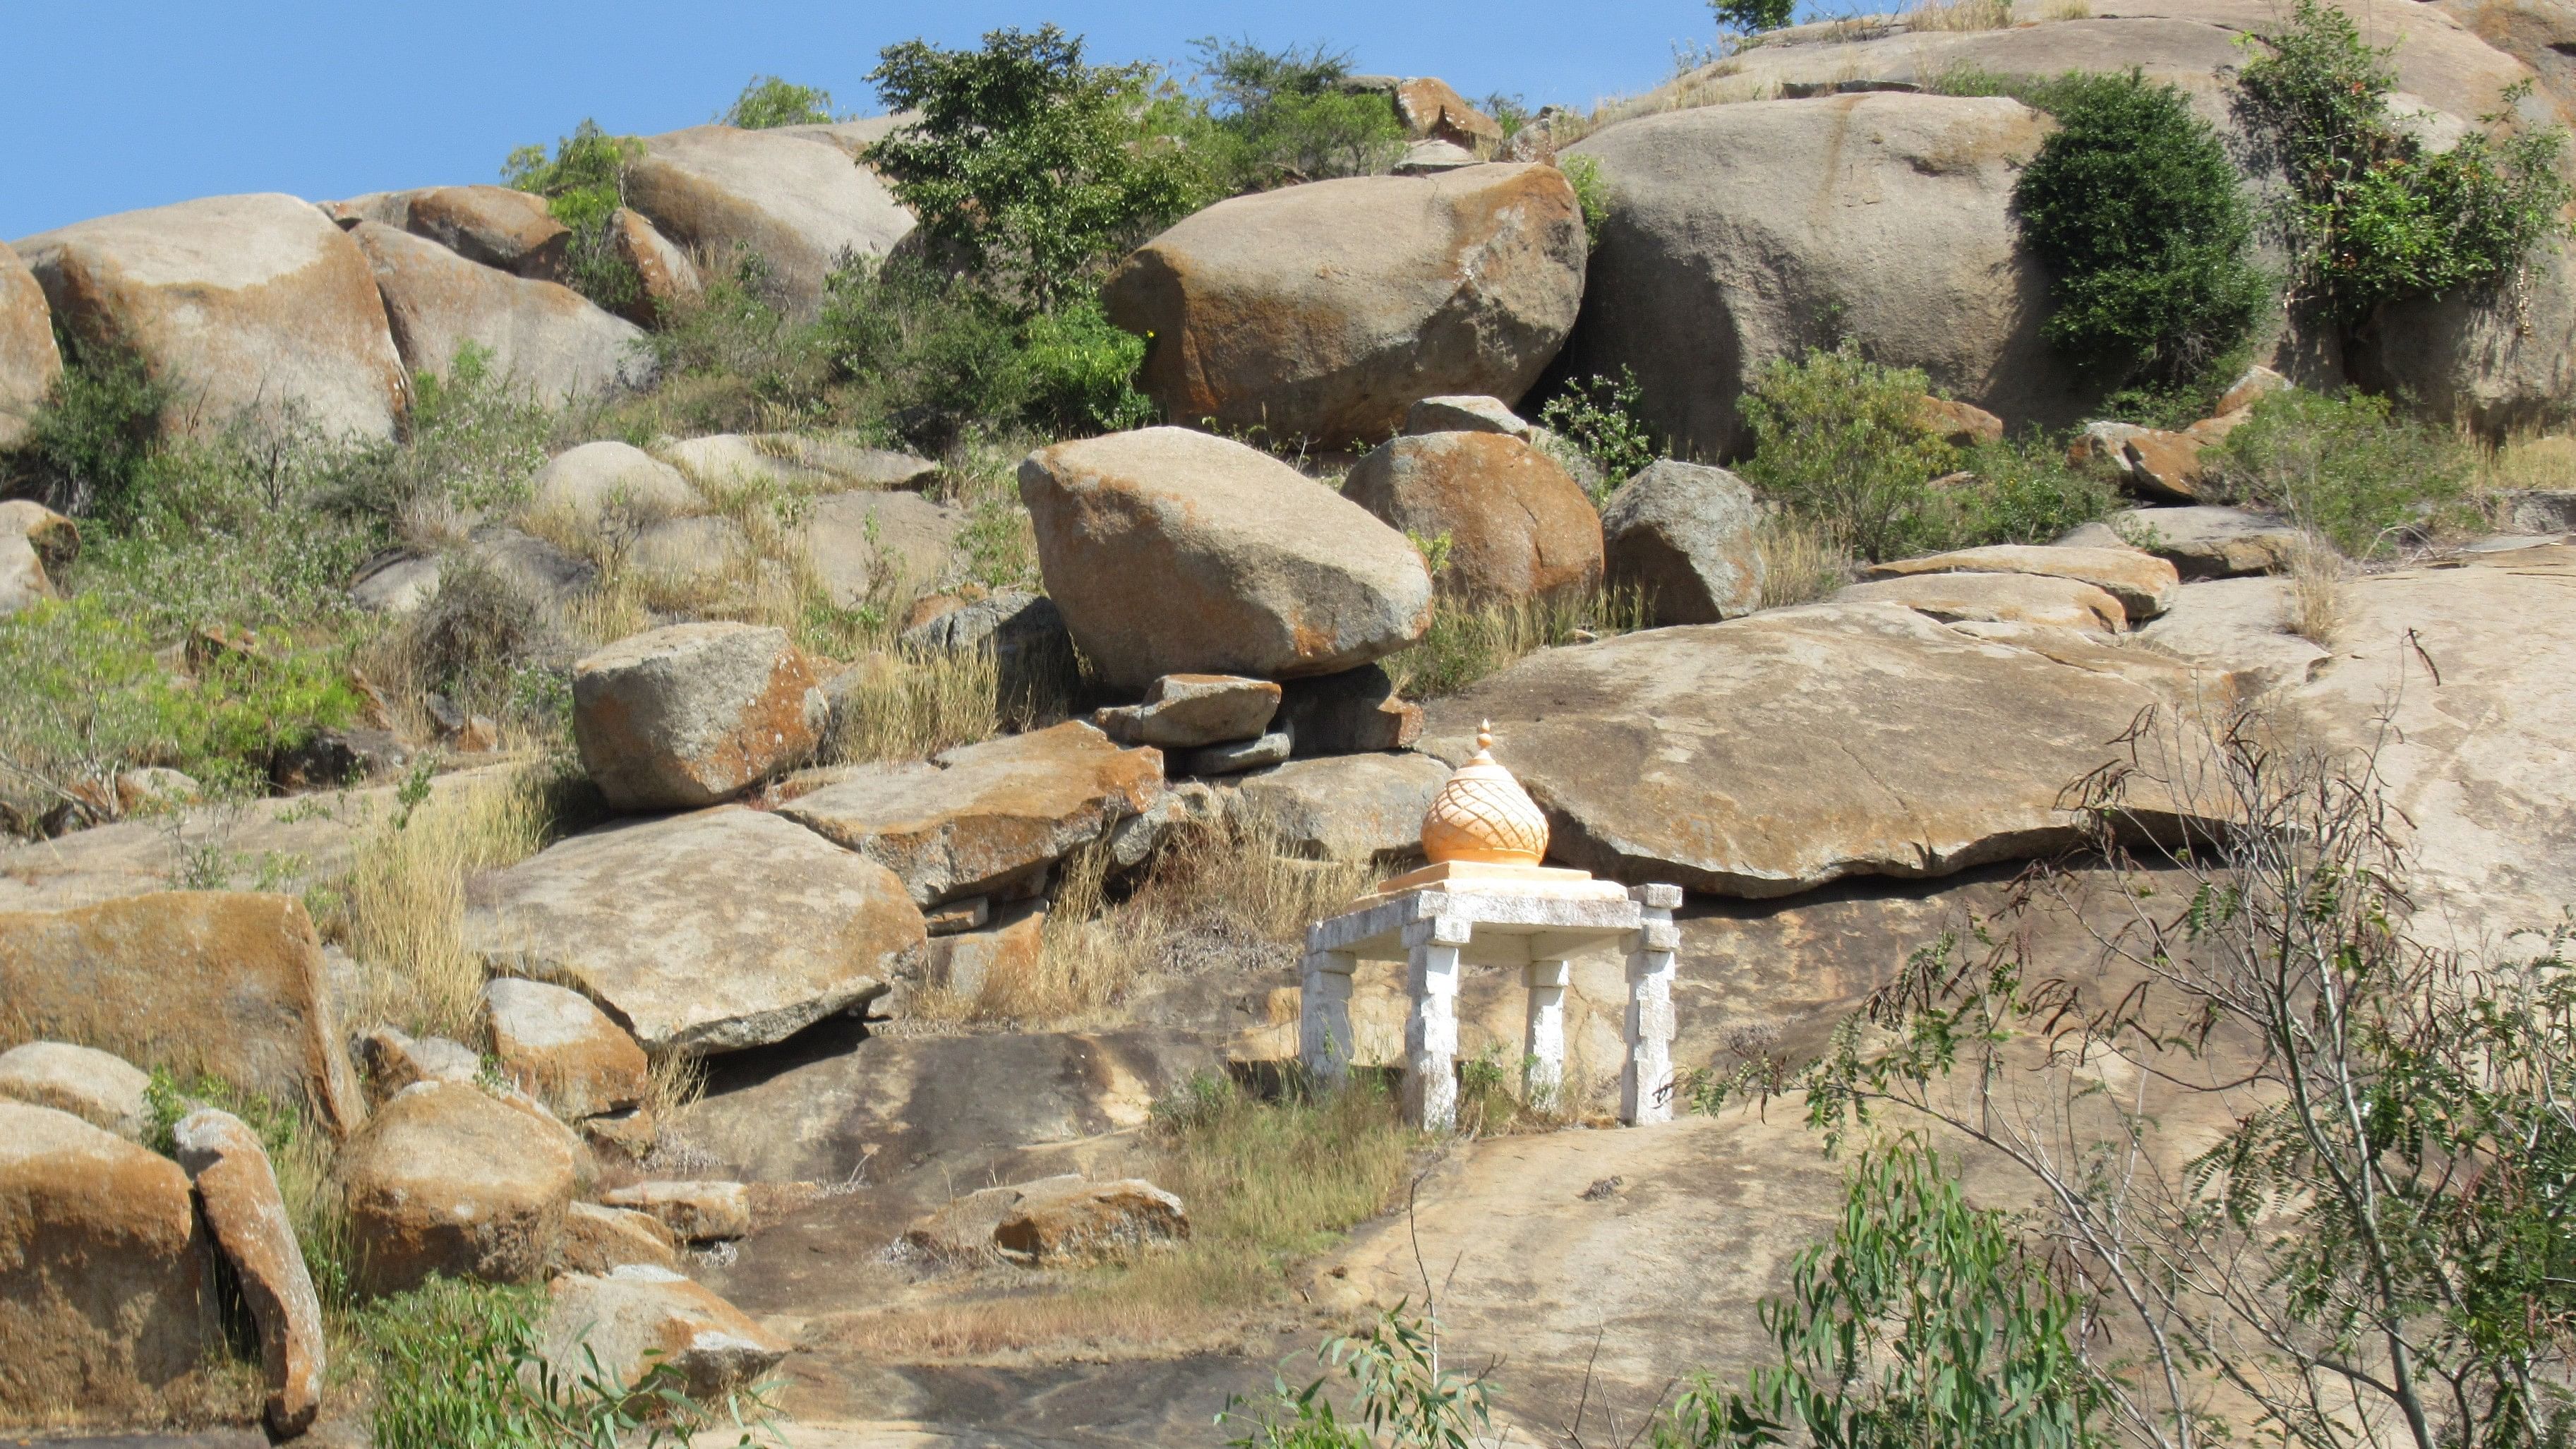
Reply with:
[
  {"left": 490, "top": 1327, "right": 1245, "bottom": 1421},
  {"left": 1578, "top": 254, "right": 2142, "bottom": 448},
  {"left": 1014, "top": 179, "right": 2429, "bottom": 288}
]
[
  {"left": 1185, "top": 37, "right": 1406, "bottom": 189},
  {"left": 500, "top": 119, "right": 646, "bottom": 313},
  {"left": 721, "top": 74, "right": 833, "bottom": 129}
]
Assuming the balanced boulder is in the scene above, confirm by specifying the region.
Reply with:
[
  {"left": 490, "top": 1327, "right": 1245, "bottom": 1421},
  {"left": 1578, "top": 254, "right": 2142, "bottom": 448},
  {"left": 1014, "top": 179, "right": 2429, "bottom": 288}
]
[
  {"left": 349, "top": 220, "right": 648, "bottom": 400},
  {"left": 170, "top": 1109, "right": 323, "bottom": 1436},
  {"left": 624, "top": 124, "right": 913, "bottom": 315},
  {"left": 0, "top": 1042, "right": 150, "bottom": 1141},
  {"left": 0, "top": 891, "right": 367, "bottom": 1136},
  {"left": 541, "top": 1266, "right": 788, "bottom": 1397},
  {"left": 464, "top": 806, "right": 922, "bottom": 1053},
  {"left": 1405, "top": 394, "right": 1535, "bottom": 440},
  {"left": 1861, "top": 544, "right": 2180, "bottom": 623},
  {"left": 1344, "top": 432, "right": 1603, "bottom": 603},
  {"left": 483, "top": 977, "right": 648, "bottom": 1122},
  {"left": 16, "top": 193, "right": 407, "bottom": 442},
  {"left": 780, "top": 721, "right": 1165, "bottom": 906},
  {"left": 1102, "top": 165, "right": 1584, "bottom": 447},
  {"left": 1599, "top": 460, "right": 1766, "bottom": 624},
  {"left": 0, "top": 1103, "right": 214, "bottom": 1420},
  {"left": 337, "top": 1080, "right": 579, "bottom": 1297},
  {"left": 329, "top": 185, "right": 570, "bottom": 279},
  {"left": 0, "top": 240, "right": 60, "bottom": 451},
  {"left": 572, "top": 622, "right": 826, "bottom": 812},
  {"left": 1021, "top": 428, "right": 1433, "bottom": 689}
]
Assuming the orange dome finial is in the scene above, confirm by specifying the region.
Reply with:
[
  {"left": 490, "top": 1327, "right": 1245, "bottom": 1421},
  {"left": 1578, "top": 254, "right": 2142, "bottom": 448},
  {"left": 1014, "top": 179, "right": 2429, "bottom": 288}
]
[{"left": 1420, "top": 721, "right": 1550, "bottom": 865}]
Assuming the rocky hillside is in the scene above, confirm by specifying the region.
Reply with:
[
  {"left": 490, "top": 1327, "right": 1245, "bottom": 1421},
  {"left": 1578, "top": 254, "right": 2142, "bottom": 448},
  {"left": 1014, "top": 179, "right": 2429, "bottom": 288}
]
[{"left": 4, "top": 14, "right": 2575, "bottom": 1448}]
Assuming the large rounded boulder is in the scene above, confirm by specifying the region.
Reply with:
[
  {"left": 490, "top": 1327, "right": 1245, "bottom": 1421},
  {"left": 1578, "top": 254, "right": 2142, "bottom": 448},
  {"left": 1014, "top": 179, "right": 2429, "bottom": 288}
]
[
  {"left": 14, "top": 193, "right": 407, "bottom": 443},
  {"left": 349, "top": 221, "right": 649, "bottom": 401},
  {"left": 570, "top": 622, "right": 826, "bottom": 812},
  {"left": 336, "top": 1081, "right": 579, "bottom": 1297},
  {"left": 1018, "top": 428, "right": 1433, "bottom": 690},
  {"left": 0, "top": 241, "right": 60, "bottom": 452},
  {"left": 623, "top": 125, "right": 913, "bottom": 316},
  {"left": 1102, "top": 164, "right": 1585, "bottom": 448},
  {"left": 1342, "top": 431, "right": 1603, "bottom": 603}
]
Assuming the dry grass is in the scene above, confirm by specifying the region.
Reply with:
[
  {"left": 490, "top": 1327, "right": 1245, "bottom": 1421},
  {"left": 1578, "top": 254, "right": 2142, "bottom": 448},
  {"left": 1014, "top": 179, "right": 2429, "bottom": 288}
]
[
  {"left": 824, "top": 647, "right": 1002, "bottom": 765},
  {"left": 2285, "top": 531, "right": 2351, "bottom": 648},
  {"left": 1380, "top": 585, "right": 1650, "bottom": 699},
  {"left": 1904, "top": 0, "right": 2018, "bottom": 29},
  {"left": 2481, "top": 433, "right": 2576, "bottom": 494},
  {"left": 641, "top": 1046, "right": 706, "bottom": 1126},
  {"left": 333, "top": 762, "right": 565, "bottom": 1042},
  {"left": 1755, "top": 511, "right": 1855, "bottom": 609}
]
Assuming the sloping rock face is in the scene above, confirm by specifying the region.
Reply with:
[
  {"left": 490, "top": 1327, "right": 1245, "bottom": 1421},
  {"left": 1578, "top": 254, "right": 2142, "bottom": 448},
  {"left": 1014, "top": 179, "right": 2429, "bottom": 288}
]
[
  {"left": 348, "top": 220, "right": 647, "bottom": 399},
  {"left": 0, "top": 1103, "right": 214, "bottom": 1421},
  {"left": 463, "top": 806, "right": 923, "bottom": 1053},
  {"left": 624, "top": 125, "right": 913, "bottom": 315},
  {"left": 0, "top": 1042, "right": 150, "bottom": 1141},
  {"left": 0, "top": 240, "right": 60, "bottom": 450},
  {"left": 1102, "top": 164, "right": 1584, "bottom": 447},
  {"left": 337, "top": 1081, "right": 579, "bottom": 1297},
  {"left": 170, "top": 1109, "right": 323, "bottom": 1436},
  {"left": 1021, "top": 428, "right": 1434, "bottom": 690},
  {"left": 781, "top": 722, "right": 1165, "bottom": 906},
  {"left": 1343, "top": 431, "right": 1603, "bottom": 603},
  {"left": 572, "top": 622, "right": 826, "bottom": 812},
  {"left": 1599, "top": 460, "right": 1765, "bottom": 625},
  {"left": 329, "top": 185, "right": 570, "bottom": 279},
  {"left": 1562, "top": 95, "right": 2071, "bottom": 460},
  {"left": 0, "top": 892, "right": 367, "bottom": 1136},
  {"left": 1425, "top": 602, "right": 2227, "bottom": 896},
  {"left": 15, "top": 193, "right": 407, "bottom": 442}
]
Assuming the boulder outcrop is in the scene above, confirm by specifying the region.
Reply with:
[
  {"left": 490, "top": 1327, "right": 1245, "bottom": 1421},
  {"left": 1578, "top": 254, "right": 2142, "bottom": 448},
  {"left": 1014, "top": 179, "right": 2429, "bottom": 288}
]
[
  {"left": 558, "top": 1202, "right": 680, "bottom": 1275},
  {"left": 0, "top": 1042, "right": 150, "bottom": 1141},
  {"left": 169, "top": 1109, "right": 323, "bottom": 1436},
  {"left": 606, "top": 208, "right": 702, "bottom": 325},
  {"left": 464, "top": 805, "right": 922, "bottom": 1053},
  {"left": 337, "top": 1080, "right": 579, "bottom": 1297},
  {"left": 0, "top": 240, "right": 60, "bottom": 451},
  {"left": 530, "top": 439, "right": 697, "bottom": 529},
  {"left": 1021, "top": 428, "right": 1433, "bottom": 689},
  {"left": 1093, "top": 675, "right": 1282, "bottom": 749},
  {"left": 1860, "top": 544, "right": 2181, "bottom": 623},
  {"left": 623, "top": 125, "right": 913, "bottom": 315},
  {"left": 1229, "top": 752, "right": 1452, "bottom": 858},
  {"left": 2059, "top": 506, "right": 2301, "bottom": 579},
  {"left": 801, "top": 488, "right": 961, "bottom": 608},
  {"left": 1344, "top": 431, "right": 1603, "bottom": 603},
  {"left": 329, "top": 184, "right": 571, "bottom": 279},
  {"left": 597, "top": 1180, "right": 752, "bottom": 1242},
  {"left": 780, "top": 721, "right": 1165, "bottom": 906},
  {"left": 1102, "top": 165, "right": 1584, "bottom": 447},
  {"left": 348, "top": 220, "right": 647, "bottom": 399},
  {"left": 572, "top": 622, "right": 826, "bottom": 812},
  {"left": 541, "top": 1265, "right": 788, "bottom": 1397},
  {"left": 0, "top": 534, "right": 55, "bottom": 618},
  {"left": 0, "top": 891, "right": 366, "bottom": 1136},
  {"left": 15, "top": 193, "right": 407, "bottom": 443},
  {"left": 1598, "top": 460, "right": 1766, "bottom": 625},
  {"left": 483, "top": 978, "right": 648, "bottom": 1122}
]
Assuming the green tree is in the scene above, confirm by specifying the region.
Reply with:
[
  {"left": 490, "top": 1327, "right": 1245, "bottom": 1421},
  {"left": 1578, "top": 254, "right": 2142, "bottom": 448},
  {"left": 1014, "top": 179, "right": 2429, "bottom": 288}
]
[
  {"left": 2013, "top": 70, "right": 2268, "bottom": 389},
  {"left": 1710, "top": 0, "right": 1797, "bottom": 34},
  {"left": 500, "top": 120, "right": 646, "bottom": 313},
  {"left": 865, "top": 25, "right": 1203, "bottom": 307},
  {"left": 721, "top": 74, "right": 833, "bottom": 128},
  {"left": 1188, "top": 37, "right": 1405, "bottom": 189}
]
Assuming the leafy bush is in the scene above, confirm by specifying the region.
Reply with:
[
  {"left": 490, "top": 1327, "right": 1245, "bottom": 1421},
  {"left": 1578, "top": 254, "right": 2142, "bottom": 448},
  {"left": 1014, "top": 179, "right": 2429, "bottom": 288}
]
[
  {"left": 2203, "top": 386, "right": 2474, "bottom": 554},
  {"left": 1536, "top": 368, "right": 1661, "bottom": 500},
  {"left": 1021, "top": 294, "right": 1158, "bottom": 434},
  {"left": 721, "top": 74, "right": 833, "bottom": 128},
  {"left": 1558, "top": 154, "right": 1609, "bottom": 251},
  {"left": 1186, "top": 38, "right": 1405, "bottom": 191},
  {"left": 330, "top": 343, "right": 558, "bottom": 527},
  {"left": 1739, "top": 344, "right": 1961, "bottom": 562},
  {"left": 502, "top": 119, "right": 646, "bottom": 314},
  {"left": 2240, "top": 0, "right": 2572, "bottom": 322},
  {"left": 867, "top": 25, "right": 1205, "bottom": 306},
  {"left": 1948, "top": 433, "right": 2120, "bottom": 545},
  {"left": 2014, "top": 70, "right": 2268, "bottom": 389},
  {"left": 1220, "top": 1304, "right": 1495, "bottom": 1449},
  {"left": 1654, "top": 1137, "right": 2109, "bottom": 1449},
  {"left": 5, "top": 333, "right": 169, "bottom": 518}
]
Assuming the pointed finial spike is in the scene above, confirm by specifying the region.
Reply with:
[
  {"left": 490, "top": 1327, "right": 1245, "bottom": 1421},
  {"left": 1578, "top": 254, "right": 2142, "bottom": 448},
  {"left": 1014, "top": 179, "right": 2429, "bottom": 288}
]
[{"left": 1476, "top": 720, "right": 1494, "bottom": 752}]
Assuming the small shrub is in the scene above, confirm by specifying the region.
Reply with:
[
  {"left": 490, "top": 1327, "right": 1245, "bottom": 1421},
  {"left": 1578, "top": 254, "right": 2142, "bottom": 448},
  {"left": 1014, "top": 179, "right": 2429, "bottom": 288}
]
[
  {"left": 2284, "top": 529, "right": 2349, "bottom": 645},
  {"left": 1558, "top": 153, "right": 1610, "bottom": 251},
  {"left": 1221, "top": 1301, "right": 1496, "bottom": 1449},
  {"left": 1020, "top": 294, "right": 1157, "bottom": 434},
  {"left": 1186, "top": 38, "right": 1406, "bottom": 191},
  {"left": 1536, "top": 368, "right": 1661, "bottom": 500},
  {"left": 720, "top": 74, "right": 833, "bottom": 129},
  {"left": 327, "top": 343, "right": 557, "bottom": 529},
  {"left": 393, "top": 555, "right": 555, "bottom": 714},
  {"left": 2014, "top": 69, "right": 2268, "bottom": 389},
  {"left": 2203, "top": 386, "right": 2475, "bottom": 554},
  {"left": 1738, "top": 343, "right": 1960, "bottom": 562},
  {"left": 1949, "top": 433, "right": 2121, "bottom": 545},
  {"left": 5, "top": 333, "right": 169, "bottom": 518},
  {"left": 502, "top": 119, "right": 646, "bottom": 315}
]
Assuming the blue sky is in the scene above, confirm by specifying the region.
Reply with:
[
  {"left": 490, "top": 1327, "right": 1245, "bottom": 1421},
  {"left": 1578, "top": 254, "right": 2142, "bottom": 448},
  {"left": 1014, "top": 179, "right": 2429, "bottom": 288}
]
[{"left": 0, "top": 1, "right": 1721, "bottom": 241}]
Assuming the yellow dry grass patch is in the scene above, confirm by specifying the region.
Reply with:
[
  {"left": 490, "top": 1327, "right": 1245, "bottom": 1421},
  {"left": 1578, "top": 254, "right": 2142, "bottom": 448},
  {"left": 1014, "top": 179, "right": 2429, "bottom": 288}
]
[
  {"left": 1755, "top": 511, "right": 1855, "bottom": 609},
  {"left": 823, "top": 647, "right": 1003, "bottom": 766}
]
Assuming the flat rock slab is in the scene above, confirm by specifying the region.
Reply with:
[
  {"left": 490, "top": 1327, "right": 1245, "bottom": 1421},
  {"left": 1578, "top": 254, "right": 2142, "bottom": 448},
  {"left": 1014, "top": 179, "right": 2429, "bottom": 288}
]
[
  {"left": 463, "top": 806, "right": 923, "bottom": 1053},
  {"left": 2059, "top": 505, "right": 2300, "bottom": 579},
  {"left": 1227, "top": 752, "right": 1452, "bottom": 859},
  {"left": 1862, "top": 543, "right": 2179, "bottom": 623},
  {"left": 2136, "top": 577, "right": 2329, "bottom": 695},
  {"left": 1835, "top": 570, "right": 2126, "bottom": 632},
  {"left": 780, "top": 722, "right": 1164, "bottom": 906},
  {"left": 1426, "top": 601, "right": 2220, "bottom": 896}
]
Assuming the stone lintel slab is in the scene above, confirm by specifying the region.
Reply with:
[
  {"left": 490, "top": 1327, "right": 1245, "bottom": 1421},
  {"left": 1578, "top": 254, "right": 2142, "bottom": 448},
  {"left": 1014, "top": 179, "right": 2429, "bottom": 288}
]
[{"left": 1306, "top": 887, "right": 1645, "bottom": 961}]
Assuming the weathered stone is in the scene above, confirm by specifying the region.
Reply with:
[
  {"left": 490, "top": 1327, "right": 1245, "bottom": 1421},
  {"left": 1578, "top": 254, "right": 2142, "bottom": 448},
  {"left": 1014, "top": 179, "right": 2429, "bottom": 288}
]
[
  {"left": 606, "top": 208, "right": 702, "bottom": 325},
  {"left": 2058, "top": 506, "right": 2302, "bottom": 579},
  {"left": 1424, "top": 601, "right": 2227, "bottom": 896},
  {"left": 1093, "top": 674, "right": 1282, "bottom": 748},
  {"left": 780, "top": 721, "right": 1165, "bottom": 906},
  {"left": 337, "top": 1080, "right": 579, "bottom": 1297},
  {"left": 170, "top": 1109, "right": 323, "bottom": 1435},
  {"left": 925, "top": 901, "right": 1046, "bottom": 1002},
  {"left": 530, "top": 440, "right": 698, "bottom": 530},
  {"left": 464, "top": 805, "right": 922, "bottom": 1054},
  {"left": 330, "top": 185, "right": 571, "bottom": 279},
  {"left": 1104, "top": 781, "right": 1225, "bottom": 872},
  {"left": 572, "top": 622, "right": 826, "bottom": 812},
  {"left": 0, "top": 533, "right": 54, "bottom": 618},
  {"left": 0, "top": 1102, "right": 214, "bottom": 1420},
  {"left": 598, "top": 1180, "right": 752, "bottom": 1242},
  {"left": 1405, "top": 394, "right": 1535, "bottom": 440},
  {"left": 1599, "top": 460, "right": 1765, "bottom": 625},
  {"left": 1102, "top": 167, "right": 1585, "bottom": 448},
  {"left": 16, "top": 193, "right": 407, "bottom": 443},
  {"left": 557, "top": 1202, "right": 680, "bottom": 1275},
  {"left": 1560, "top": 96, "right": 2078, "bottom": 459},
  {"left": 655, "top": 431, "right": 940, "bottom": 494},
  {"left": 1918, "top": 395, "right": 2004, "bottom": 447},
  {"left": 2118, "top": 428, "right": 2208, "bottom": 502},
  {"left": 0, "top": 240, "right": 60, "bottom": 452},
  {"left": 1185, "top": 730, "right": 1294, "bottom": 776},
  {"left": 1021, "top": 428, "right": 1435, "bottom": 690},
  {"left": 1391, "top": 76, "right": 1505, "bottom": 155},
  {"left": 483, "top": 978, "right": 647, "bottom": 1122},
  {"left": 0, "top": 1042, "right": 150, "bottom": 1141},
  {"left": 113, "top": 766, "right": 199, "bottom": 815},
  {"left": 994, "top": 1177, "right": 1189, "bottom": 1263},
  {"left": 270, "top": 725, "right": 413, "bottom": 791},
  {"left": 354, "top": 1026, "right": 480, "bottom": 1102},
  {"left": 1835, "top": 571, "right": 2128, "bottom": 632},
  {"left": 1277, "top": 663, "right": 1425, "bottom": 756},
  {"left": 624, "top": 125, "right": 914, "bottom": 315},
  {"left": 1344, "top": 432, "right": 1604, "bottom": 603},
  {"left": 1231, "top": 752, "right": 1452, "bottom": 859},
  {"left": 922, "top": 896, "right": 992, "bottom": 936},
  {"left": 2216, "top": 364, "right": 2289, "bottom": 416},
  {"left": 541, "top": 1265, "right": 788, "bottom": 1397},
  {"left": 0, "top": 498, "right": 78, "bottom": 577},
  {"left": 801, "top": 488, "right": 961, "bottom": 608},
  {"left": 2496, "top": 489, "right": 2576, "bottom": 534},
  {"left": 1861, "top": 543, "right": 2181, "bottom": 623},
  {"left": 350, "top": 220, "right": 649, "bottom": 401},
  {"left": 0, "top": 892, "right": 366, "bottom": 1136},
  {"left": 2133, "top": 576, "right": 2330, "bottom": 695}
]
